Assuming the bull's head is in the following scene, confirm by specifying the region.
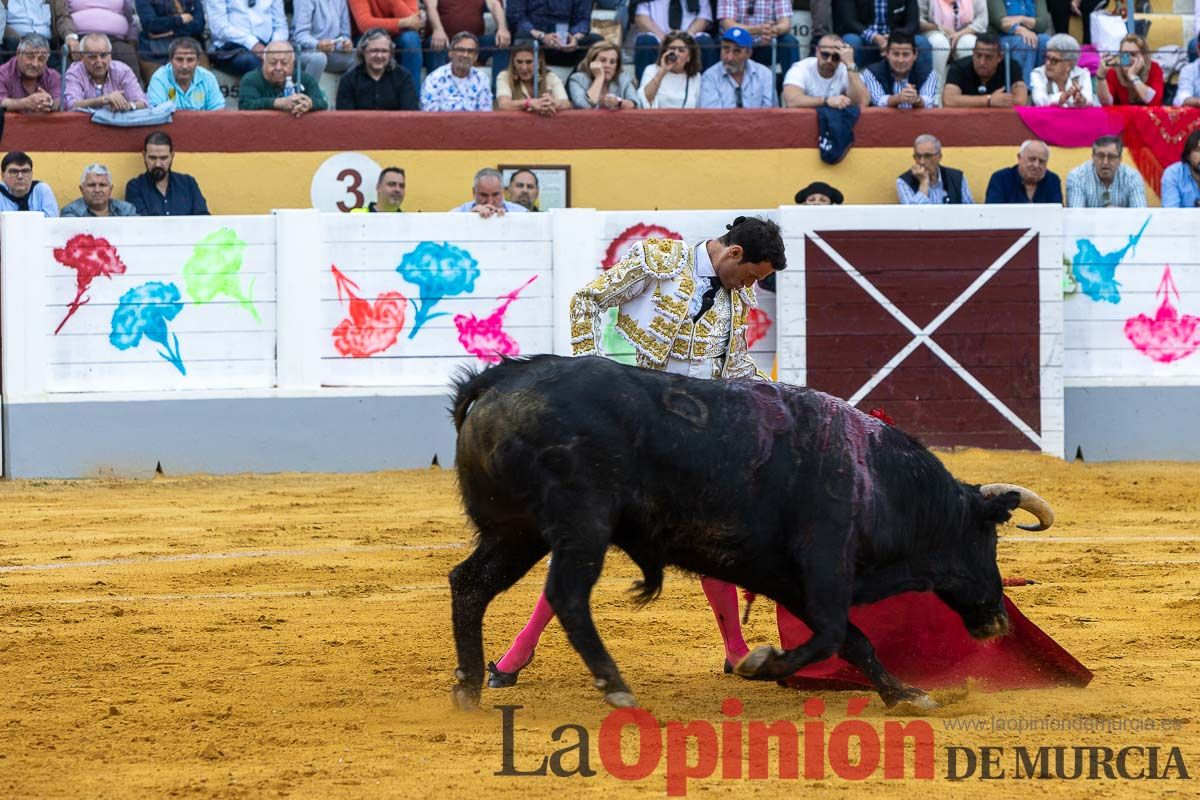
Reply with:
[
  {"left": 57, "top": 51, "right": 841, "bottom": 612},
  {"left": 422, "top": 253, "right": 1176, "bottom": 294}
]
[{"left": 935, "top": 484, "right": 1054, "bottom": 640}]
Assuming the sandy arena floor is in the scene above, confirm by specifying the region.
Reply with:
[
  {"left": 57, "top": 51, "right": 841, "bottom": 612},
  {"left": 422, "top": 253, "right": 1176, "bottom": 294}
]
[{"left": 1, "top": 449, "right": 1199, "bottom": 798}]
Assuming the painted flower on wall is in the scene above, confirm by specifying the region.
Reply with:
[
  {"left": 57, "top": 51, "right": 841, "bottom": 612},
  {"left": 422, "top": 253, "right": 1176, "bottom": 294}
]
[
  {"left": 601, "top": 223, "right": 683, "bottom": 269},
  {"left": 109, "top": 281, "right": 186, "bottom": 375},
  {"left": 1124, "top": 265, "right": 1200, "bottom": 363},
  {"left": 453, "top": 276, "right": 537, "bottom": 363},
  {"left": 397, "top": 241, "right": 480, "bottom": 339},
  {"left": 182, "top": 227, "right": 260, "bottom": 321},
  {"left": 52, "top": 234, "right": 128, "bottom": 334},
  {"left": 330, "top": 265, "right": 408, "bottom": 357},
  {"left": 746, "top": 307, "right": 773, "bottom": 348}
]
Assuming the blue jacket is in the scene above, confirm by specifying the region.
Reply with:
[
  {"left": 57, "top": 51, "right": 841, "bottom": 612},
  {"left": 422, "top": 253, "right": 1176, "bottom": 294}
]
[
  {"left": 984, "top": 165, "right": 1063, "bottom": 204},
  {"left": 124, "top": 171, "right": 210, "bottom": 216},
  {"left": 507, "top": 0, "right": 592, "bottom": 38}
]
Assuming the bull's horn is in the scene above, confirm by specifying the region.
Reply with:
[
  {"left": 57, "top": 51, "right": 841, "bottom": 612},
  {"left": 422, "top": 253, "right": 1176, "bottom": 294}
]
[{"left": 979, "top": 483, "right": 1054, "bottom": 532}]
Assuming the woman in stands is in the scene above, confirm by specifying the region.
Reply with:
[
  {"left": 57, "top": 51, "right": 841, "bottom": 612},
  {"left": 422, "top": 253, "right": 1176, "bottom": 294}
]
[
  {"left": 495, "top": 43, "right": 571, "bottom": 115},
  {"left": 567, "top": 41, "right": 639, "bottom": 109},
  {"left": 638, "top": 32, "right": 701, "bottom": 108},
  {"left": 1097, "top": 33, "right": 1164, "bottom": 106},
  {"left": 1029, "top": 33, "right": 1098, "bottom": 106}
]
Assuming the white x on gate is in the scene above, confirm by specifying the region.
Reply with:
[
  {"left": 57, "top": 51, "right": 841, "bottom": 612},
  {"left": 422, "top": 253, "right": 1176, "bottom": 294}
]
[{"left": 808, "top": 229, "right": 1042, "bottom": 449}]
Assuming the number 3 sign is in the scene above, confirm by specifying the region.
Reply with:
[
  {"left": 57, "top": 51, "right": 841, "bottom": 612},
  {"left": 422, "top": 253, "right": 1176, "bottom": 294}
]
[{"left": 310, "top": 153, "right": 384, "bottom": 212}]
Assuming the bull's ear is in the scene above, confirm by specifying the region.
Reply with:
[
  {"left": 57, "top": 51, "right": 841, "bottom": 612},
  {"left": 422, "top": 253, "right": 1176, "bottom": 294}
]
[{"left": 982, "top": 490, "right": 1021, "bottom": 524}]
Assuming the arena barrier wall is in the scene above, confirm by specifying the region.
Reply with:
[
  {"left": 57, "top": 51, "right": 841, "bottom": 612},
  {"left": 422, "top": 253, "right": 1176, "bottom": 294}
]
[{"left": 2, "top": 205, "right": 1196, "bottom": 477}]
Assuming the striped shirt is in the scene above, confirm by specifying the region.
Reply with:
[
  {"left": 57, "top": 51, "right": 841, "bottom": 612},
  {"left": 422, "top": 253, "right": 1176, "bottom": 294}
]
[
  {"left": 1064, "top": 162, "right": 1147, "bottom": 208},
  {"left": 862, "top": 69, "right": 940, "bottom": 108}
]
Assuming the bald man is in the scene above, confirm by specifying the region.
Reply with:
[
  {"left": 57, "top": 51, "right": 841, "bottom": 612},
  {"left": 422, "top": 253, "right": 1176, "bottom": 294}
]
[{"left": 237, "top": 41, "right": 328, "bottom": 115}]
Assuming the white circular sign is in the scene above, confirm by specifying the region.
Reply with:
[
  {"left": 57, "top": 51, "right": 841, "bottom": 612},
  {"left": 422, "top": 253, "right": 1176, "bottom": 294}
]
[{"left": 310, "top": 152, "right": 384, "bottom": 213}]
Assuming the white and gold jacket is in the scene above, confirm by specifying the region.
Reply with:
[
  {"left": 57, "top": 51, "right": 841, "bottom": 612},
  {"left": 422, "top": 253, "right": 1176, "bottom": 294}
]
[{"left": 568, "top": 238, "right": 768, "bottom": 381}]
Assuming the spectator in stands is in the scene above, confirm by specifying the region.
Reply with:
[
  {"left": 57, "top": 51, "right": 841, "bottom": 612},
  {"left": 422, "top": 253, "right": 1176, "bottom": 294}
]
[
  {"left": 453, "top": 167, "right": 528, "bottom": 216},
  {"left": 62, "top": 163, "right": 137, "bottom": 217},
  {"left": 508, "top": 0, "right": 603, "bottom": 67},
  {"left": 207, "top": 0, "right": 289, "bottom": 77},
  {"left": 1176, "top": 35, "right": 1200, "bottom": 107},
  {"left": 238, "top": 39, "right": 328, "bottom": 114},
  {"left": 941, "top": 32, "right": 1026, "bottom": 107},
  {"left": 985, "top": 139, "right": 1062, "bottom": 203},
  {"left": 897, "top": 133, "right": 973, "bottom": 204},
  {"left": 2, "top": 0, "right": 57, "bottom": 70},
  {"left": 633, "top": 0, "right": 717, "bottom": 82},
  {"left": 0, "top": 151, "right": 57, "bottom": 215},
  {"left": 348, "top": 0, "right": 424, "bottom": 81},
  {"left": 124, "top": 131, "right": 210, "bottom": 215},
  {"left": 506, "top": 168, "right": 539, "bottom": 210},
  {"left": 495, "top": 43, "right": 569, "bottom": 114},
  {"left": 64, "top": 32, "right": 147, "bottom": 110},
  {"left": 567, "top": 40, "right": 638, "bottom": 108},
  {"left": 718, "top": 0, "right": 800, "bottom": 78},
  {"left": 1030, "top": 33, "right": 1096, "bottom": 107},
  {"left": 795, "top": 180, "right": 844, "bottom": 203},
  {"left": 639, "top": 32, "right": 702, "bottom": 108},
  {"left": 425, "top": 0, "right": 511, "bottom": 77},
  {"left": 1097, "top": 33, "right": 1163, "bottom": 107},
  {"left": 861, "top": 29, "right": 938, "bottom": 108},
  {"left": 1065, "top": 135, "right": 1147, "bottom": 208},
  {"left": 292, "top": 0, "right": 354, "bottom": 79},
  {"left": 699, "top": 26, "right": 777, "bottom": 107},
  {"left": 54, "top": 0, "right": 141, "bottom": 77},
  {"left": 134, "top": 0, "right": 206, "bottom": 84},
  {"left": 919, "top": 0, "right": 986, "bottom": 84},
  {"left": 351, "top": 166, "right": 406, "bottom": 212},
  {"left": 336, "top": 27, "right": 418, "bottom": 110},
  {"left": 420, "top": 31, "right": 492, "bottom": 110},
  {"left": 783, "top": 33, "right": 866, "bottom": 108},
  {"left": 1161, "top": 129, "right": 1200, "bottom": 208},
  {"left": 146, "top": 37, "right": 225, "bottom": 110},
  {"left": 986, "top": 0, "right": 1049, "bottom": 86},
  {"left": 835, "top": 0, "right": 931, "bottom": 72},
  {"left": 0, "top": 32, "right": 60, "bottom": 110}
]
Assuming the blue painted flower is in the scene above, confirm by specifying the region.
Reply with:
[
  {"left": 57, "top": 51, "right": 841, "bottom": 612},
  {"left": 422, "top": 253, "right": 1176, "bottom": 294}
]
[
  {"left": 396, "top": 241, "right": 481, "bottom": 339},
  {"left": 109, "top": 281, "right": 187, "bottom": 375}
]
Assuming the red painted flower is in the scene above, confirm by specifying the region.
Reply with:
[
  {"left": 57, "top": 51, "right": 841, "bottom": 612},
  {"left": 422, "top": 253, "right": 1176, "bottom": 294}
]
[
  {"left": 330, "top": 265, "right": 408, "bottom": 358},
  {"left": 52, "top": 234, "right": 128, "bottom": 334},
  {"left": 745, "top": 307, "right": 773, "bottom": 348},
  {"left": 602, "top": 223, "right": 683, "bottom": 269}
]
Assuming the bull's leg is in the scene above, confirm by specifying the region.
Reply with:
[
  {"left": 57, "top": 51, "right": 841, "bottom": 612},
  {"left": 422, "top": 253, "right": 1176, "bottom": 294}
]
[
  {"left": 450, "top": 535, "right": 549, "bottom": 711},
  {"left": 838, "top": 623, "right": 937, "bottom": 710},
  {"left": 734, "top": 578, "right": 849, "bottom": 681}
]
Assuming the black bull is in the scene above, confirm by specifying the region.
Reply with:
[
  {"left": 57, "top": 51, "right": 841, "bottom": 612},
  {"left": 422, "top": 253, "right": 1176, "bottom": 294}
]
[{"left": 448, "top": 355, "right": 1053, "bottom": 710}]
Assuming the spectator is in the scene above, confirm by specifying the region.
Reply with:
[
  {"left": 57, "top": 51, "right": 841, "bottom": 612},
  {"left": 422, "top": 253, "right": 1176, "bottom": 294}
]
[
  {"left": 862, "top": 29, "right": 938, "bottom": 108},
  {"left": 782, "top": 33, "right": 868, "bottom": 108},
  {"left": 134, "top": 0, "right": 206, "bottom": 83},
  {"left": 425, "top": 0, "right": 511, "bottom": 77},
  {"left": 62, "top": 163, "right": 137, "bottom": 217},
  {"left": 336, "top": 27, "right": 418, "bottom": 110},
  {"left": 1177, "top": 35, "right": 1200, "bottom": 108},
  {"left": 124, "top": 131, "right": 210, "bottom": 215},
  {"left": 717, "top": 0, "right": 800, "bottom": 78},
  {"left": 0, "top": 151, "right": 57, "bottom": 215},
  {"left": 146, "top": 37, "right": 225, "bottom": 110},
  {"left": 835, "top": 0, "right": 931, "bottom": 72},
  {"left": 420, "top": 31, "right": 492, "bottom": 111},
  {"left": 897, "top": 133, "right": 973, "bottom": 204},
  {"left": 2, "top": 0, "right": 56, "bottom": 69},
  {"left": 238, "top": 39, "right": 328, "bottom": 114},
  {"left": 699, "top": 26, "right": 776, "bottom": 107},
  {"left": 567, "top": 40, "right": 638, "bottom": 109},
  {"left": 1065, "top": 135, "right": 1147, "bottom": 208},
  {"left": 207, "top": 0, "right": 289, "bottom": 77},
  {"left": 985, "top": 139, "right": 1062, "bottom": 203},
  {"left": 1030, "top": 33, "right": 1095, "bottom": 107},
  {"left": 941, "top": 32, "right": 1026, "bottom": 107},
  {"left": 495, "top": 42, "right": 569, "bottom": 115},
  {"left": 508, "top": 0, "right": 603, "bottom": 67},
  {"left": 986, "top": 0, "right": 1049, "bottom": 86},
  {"left": 452, "top": 167, "right": 528, "bottom": 216},
  {"left": 795, "top": 180, "right": 844, "bottom": 203},
  {"left": 347, "top": 0, "right": 423, "bottom": 81},
  {"left": 292, "top": 0, "right": 354, "bottom": 79},
  {"left": 639, "top": 31, "right": 702, "bottom": 108},
  {"left": 64, "top": 32, "right": 147, "bottom": 110},
  {"left": 1161, "top": 129, "right": 1200, "bottom": 208},
  {"left": 0, "top": 32, "right": 60, "bottom": 110},
  {"left": 633, "top": 0, "right": 717, "bottom": 81},
  {"left": 351, "top": 166, "right": 406, "bottom": 212},
  {"left": 919, "top": 0, "right": 986, "bottom": 84},
  {"left": 53, "top": 0, "right": 141, "bottom": 77},
  {"left": 1097, "top": 33, "right": 1163, "bottom": 107},
  {"left": 506, "top": 168, "right": 539, "bottom": 210}
]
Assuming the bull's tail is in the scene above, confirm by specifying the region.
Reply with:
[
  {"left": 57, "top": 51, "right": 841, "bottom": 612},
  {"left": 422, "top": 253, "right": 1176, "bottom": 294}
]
[{"left": 450, "top": 364, "right": 505, "bottom": 432}]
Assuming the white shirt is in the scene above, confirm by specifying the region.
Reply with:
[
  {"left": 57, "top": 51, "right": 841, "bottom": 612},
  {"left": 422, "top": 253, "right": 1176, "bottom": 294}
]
[
  {"left": 670, "top": 241, "right": 728, "bottom": 380},
  {"left": 1029, "top": 64, "right": 1098, "bottom": 107},
  {"left": 1174, "top": 60, "right": 1199, "bottom": 106},
  {"left": 638, "top": 65, "right": 701, "bottom": 109},
  {"left": 783, "top": 57, "right": 849, "bottom": 97}
]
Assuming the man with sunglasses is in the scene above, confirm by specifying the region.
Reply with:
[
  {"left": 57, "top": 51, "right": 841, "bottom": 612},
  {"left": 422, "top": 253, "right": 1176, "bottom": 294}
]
[
  {"left": 782, "top": 33, "right": 867, "bottom": 108},
  {"left": 1065, "top": 135, "right": 1147, "bottom": 209},
  {"left": 62, "top": 32, "right": 147, "bottom": 111}
]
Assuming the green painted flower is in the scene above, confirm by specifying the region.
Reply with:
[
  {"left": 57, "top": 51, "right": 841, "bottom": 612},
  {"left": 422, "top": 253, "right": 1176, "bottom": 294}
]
[{"left": 182, "top": 228, "right": 259, "bottom": 321}]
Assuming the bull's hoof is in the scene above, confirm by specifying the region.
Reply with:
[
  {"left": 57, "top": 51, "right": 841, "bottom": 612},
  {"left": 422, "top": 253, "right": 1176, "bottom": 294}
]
[
  {"left": 605, "top": 691, "right": 638, "bottom": 708},
  {"left": 884, "top": 690, "right": 938, "bottom": 712},
  {"left": 451, "top": 683, "right": 481, "bottom": 711},
  {"left": 733, "top": 646, "right": 784, "bottom": 678}
]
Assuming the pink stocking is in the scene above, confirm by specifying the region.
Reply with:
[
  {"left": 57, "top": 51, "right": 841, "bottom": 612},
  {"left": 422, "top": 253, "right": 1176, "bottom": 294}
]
[
  {"left": 495, "top": 592, "right": 555, "bottom": 673},
  {"left": 700, "top": 577, "right": 750, "bottom": 664}
]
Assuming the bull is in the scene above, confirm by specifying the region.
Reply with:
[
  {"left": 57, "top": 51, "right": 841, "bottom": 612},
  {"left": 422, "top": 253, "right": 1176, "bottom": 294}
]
[{"left": 448, "top": 354, "right": 1053, "bottom": 710}]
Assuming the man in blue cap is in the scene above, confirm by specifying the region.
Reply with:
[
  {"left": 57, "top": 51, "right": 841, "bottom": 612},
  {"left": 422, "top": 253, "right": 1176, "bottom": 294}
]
[{"left": 699, "top": 26, "right": 778, "bottom": 108}]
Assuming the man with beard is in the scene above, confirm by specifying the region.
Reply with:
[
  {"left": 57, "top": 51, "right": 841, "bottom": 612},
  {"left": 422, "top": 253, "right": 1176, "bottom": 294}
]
[
  {"left": 61, "top": 164, "right": 137, "bottom": 217},
  {"left": 782, "top": 34, "right": 867, "bottom": 109},
  {"left": 0, "top": 151, "right": 58, "bottom": 216},
  {"left": 0, "top": 33, "right": 61, "bottom": 112},
  {"left": 124, "top": 132, "right": 210, "bottom": 216},
  {"left": 336, "top": 29, "right": 418, "bottom": 110},
  {"left": 1161, "top": 129, "right": 1200, "bottom": 208},
  {"left": 699, "top": 27, "right": 777, "bottom": 109},
  {"left": 1065, "top": 136, "right": 1147, "bottom": 209},
  {"left": 985, "top": 139, "right": 1063, "bottom": 204},
  {"left": 505, "top": 169, "right": 539, "bottom": 211}
]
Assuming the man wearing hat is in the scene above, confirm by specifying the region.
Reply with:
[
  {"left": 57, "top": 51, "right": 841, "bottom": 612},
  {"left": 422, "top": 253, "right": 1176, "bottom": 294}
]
[
  {"left": 699, "top": 27, "right": 778, "bottom": 108},
  {"left": 795, "top": 181, "right": 845, "bottom": 204}
]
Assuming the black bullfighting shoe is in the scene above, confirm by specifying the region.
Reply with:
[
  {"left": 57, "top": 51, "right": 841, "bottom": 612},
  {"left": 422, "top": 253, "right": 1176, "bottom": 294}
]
[
  {"left": 724, "top": 659, "right": 733, "bottom": 675},
  {"left": 486, "top": 651, "right": 535, "bottom": 688}
]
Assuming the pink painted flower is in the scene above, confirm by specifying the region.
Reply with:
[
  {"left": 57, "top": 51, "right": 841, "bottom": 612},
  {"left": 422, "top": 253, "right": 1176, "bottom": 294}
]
[
  {"left": 1124, "top": 266, "right": 1200, "bottom": 364},
  {"left": 454, "top": 276, "right": 537, "bottom": 363}
]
